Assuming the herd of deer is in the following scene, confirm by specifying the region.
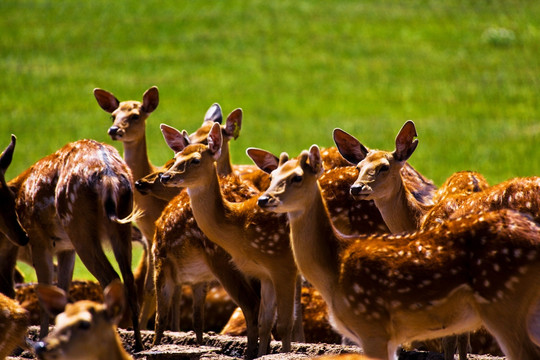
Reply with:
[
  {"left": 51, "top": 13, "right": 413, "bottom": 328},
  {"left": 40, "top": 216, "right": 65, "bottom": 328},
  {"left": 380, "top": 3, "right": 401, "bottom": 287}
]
[{"left": 0, "top": 86, "right": 538, "bottom": 360}]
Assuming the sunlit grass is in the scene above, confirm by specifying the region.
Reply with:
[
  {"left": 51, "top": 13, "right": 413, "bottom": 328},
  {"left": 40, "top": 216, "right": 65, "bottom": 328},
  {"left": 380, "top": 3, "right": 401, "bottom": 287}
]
[{"left": 2, "top": 0, "right": 539, "bottom": 280}]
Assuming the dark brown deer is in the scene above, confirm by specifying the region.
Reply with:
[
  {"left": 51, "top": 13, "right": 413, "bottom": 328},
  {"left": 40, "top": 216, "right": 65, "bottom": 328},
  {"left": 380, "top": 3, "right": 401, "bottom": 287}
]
[
  {"left": 250, "top": 145, "right": 540, "bottom": 360},
  {"left": 5, "top": 139, "right": 142, "bottom": 351}
]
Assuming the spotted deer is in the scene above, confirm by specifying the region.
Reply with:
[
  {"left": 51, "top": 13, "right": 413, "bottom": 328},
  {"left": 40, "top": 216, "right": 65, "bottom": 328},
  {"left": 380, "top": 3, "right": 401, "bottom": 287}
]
[
  {"left": 0, "top": 135, "right": 30, "bottom": 298},
  {"left": 94, "top": 88, "right": 258, "bottom": 329},
  {"left": 333, "top": 123, "right": 497, "bottom": 359},
  {"left": 159, "top": 122, "right": 305, "bottom": 356},
  {"left": 6, "top": 139, "right": 142, "bottom": 351},
  {"left": 250, "top": 145, "right": 540, "bottom": 360},
  {"left": 33, "top": 280, "right": 132, "bottom": 360},
  {"left": 0, "top": 292, "right": 29, "bottom": 359}
]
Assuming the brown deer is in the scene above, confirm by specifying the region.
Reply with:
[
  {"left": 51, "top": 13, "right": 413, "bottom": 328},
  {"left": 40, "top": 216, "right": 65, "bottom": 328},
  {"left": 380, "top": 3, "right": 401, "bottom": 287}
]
[
  {"left": 33, "top": 280, "right": 132, "bottom": 360},
  {"left": 333, "top": 123, "right": 498, "bottom": 359},
  {"left": 0, "top": 135, "right": 30, "bottom": 298},
  {"left": 159, "top": 122, "right": 303, "bottom": 356},
  {"left": 0, "top": 292, "right": 29, "bottom": 359},
  {"left": 250, "top": 145, "right": 540, "bottom": 360},
  {"left": 5, "top": 139, "right": 142, "bottom": 351},
  {"left": 147, "top": 108, "right": 264, "bottom": 359}
]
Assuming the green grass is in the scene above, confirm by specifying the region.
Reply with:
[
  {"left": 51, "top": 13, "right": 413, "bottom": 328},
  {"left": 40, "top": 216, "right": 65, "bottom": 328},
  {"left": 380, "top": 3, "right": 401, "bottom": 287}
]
[{"left": 2, "top": 0, "right": 539, "bottom": 281}]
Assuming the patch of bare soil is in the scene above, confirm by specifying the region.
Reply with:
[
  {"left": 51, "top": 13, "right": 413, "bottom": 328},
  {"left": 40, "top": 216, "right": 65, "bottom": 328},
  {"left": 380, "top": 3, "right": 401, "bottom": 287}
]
[{"left": 12, "top": 327, "right": 505, "bottom": 360}]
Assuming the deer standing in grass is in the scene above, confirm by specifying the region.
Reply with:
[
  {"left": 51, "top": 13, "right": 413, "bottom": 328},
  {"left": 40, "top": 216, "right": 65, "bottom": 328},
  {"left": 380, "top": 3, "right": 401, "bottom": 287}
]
[
  {"left": 6, "top": 139, "right": 142, "bottom": 351},
  {"left": 159, "top": 122, "right": 304, "bottom": 356},
  {"left": 249, "top": 145, "right": 540, "bottom": 360},
  {"left": 0, "top": 292, "right": 29, "bottom": 359},
  {"left": 33, "top": 280, "right": 132, "bottom": 360},
  {"left": 0, "top": 135, "right": 30, "bottom": 298}
]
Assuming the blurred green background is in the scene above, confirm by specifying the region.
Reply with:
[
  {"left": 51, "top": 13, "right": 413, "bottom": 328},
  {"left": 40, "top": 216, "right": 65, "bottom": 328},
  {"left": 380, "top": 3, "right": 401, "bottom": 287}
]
[{"left": 2, "top": 0, "right": 539, "bottom": 280}]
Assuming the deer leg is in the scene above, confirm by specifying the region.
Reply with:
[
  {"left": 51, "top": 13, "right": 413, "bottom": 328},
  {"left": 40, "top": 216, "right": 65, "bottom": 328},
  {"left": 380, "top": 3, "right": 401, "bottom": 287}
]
[
  {"left": 258, "top": 279, "right": 277, "bottom": 357},
  {"left": 477, "top": 290, "right": 540, "bottom": 360},
  {"left": 205, "top": 249, "right": 260, "bottom": 359},
  {"left": 109, "top": 222, "right": 143, "bottom": 352},
  {"left": 442, "top": 335, "right": 456, "bottom": 360},
  {"left": 171, "top": 285, "right": 182, "bottom": 332},
  {"left": 0, "top": 238, "right": 18, "bottom": 298},
  {"left": 139, "top": 247, "right": 157, "bottom": 330},
  {"left": 56, "top": 250, "right": 76, "bottom": 292},
  {"left": 457, "top": 332, "right": 470, "bottom": 360},
  {"left": 292, "top": 275, "right": 305, "bottom": 342},
  {"left": 153, "top": 260, "right": 175, "bottom": 346},
  {"left": 192, "top": 282, "right": 208, "bottom": 344},
  {"left": 273, "top": 274, "right": 296, "bottom": 353},
  {"left": 31, "top": 243, "right": 55, "bottom": 338}
]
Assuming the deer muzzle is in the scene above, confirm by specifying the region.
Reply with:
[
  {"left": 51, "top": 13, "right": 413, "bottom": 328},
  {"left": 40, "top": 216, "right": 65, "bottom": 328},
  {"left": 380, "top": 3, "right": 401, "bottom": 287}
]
[{"left": 350, "top": 182, "right": 373, "bottom": 198}]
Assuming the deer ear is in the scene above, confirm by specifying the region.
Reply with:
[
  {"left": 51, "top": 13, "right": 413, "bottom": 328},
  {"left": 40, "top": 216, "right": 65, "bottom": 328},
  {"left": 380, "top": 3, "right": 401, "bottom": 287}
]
[
  {"left": 307, "top": 145, "right": 323, "bottom": 175},
  {"left": 393, "top": 120, "right": 418, "bottom": 162},
  {"left": 161, "top": 124, "right": 189, "bottom": 153},
  {"left": 93, "top": 89, "right": 120, "bottom": 113},
  {"left": 247, "top": 148, "right": 279, "bottom": 174},
  {"left": 36, "top": 284, "right": 68, "bottom": 317},
  {"left": 204, "top": 103, "right": 223, "bottom": 124},
  {"left": 333, "top": 128, "right": 369, "bottom": 165},
  {"left": 0, "top": 135, "right": 16, "bottom": 176},
  {"left": 141, "top": 86, "right": 159, "bottom": 114},
  {"left": 103, "top": 280, "right": 125, "bottom": 325},
  {"left": 207, "top": 123, "right": 222, "bottom": 160},
  {"left": 224, "top": 108, "right": 242, "bottom": 140}
]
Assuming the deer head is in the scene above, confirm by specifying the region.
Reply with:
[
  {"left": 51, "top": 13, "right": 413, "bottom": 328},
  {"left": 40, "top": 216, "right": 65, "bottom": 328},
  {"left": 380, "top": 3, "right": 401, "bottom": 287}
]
[
  {"left": 34, "top": 280, "right": 130, "bottom": 360},
  {"left": 0, "top": 135, "right": 29, "bottom": 246},
  {"left": 333, "top": 120, "right": 418, "bottom": 201},
  {"left": 159, "top": 122, "right": 222, "bottom": 187},
  {"left": 94, "top": 86, "right": 159, "bottom": 142},
  {"left": 252, "top": 146, "right": 323, "bottom": 214}
]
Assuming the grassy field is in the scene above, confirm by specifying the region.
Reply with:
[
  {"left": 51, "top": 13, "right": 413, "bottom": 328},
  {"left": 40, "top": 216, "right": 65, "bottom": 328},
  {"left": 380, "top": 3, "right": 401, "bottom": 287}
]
[{"left": 2, "top": 0, "right": 539, "bottom": 281}]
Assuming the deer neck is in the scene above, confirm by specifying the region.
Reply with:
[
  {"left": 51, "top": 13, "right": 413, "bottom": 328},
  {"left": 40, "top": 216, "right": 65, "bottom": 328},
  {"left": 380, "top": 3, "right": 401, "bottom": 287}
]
[
  {"left": 373, "top": 178, "right": 426, "bottom": 233},
  {"left": 186, "top": 164, "right": 242, "bottom": 251},
  {"left": 286, "top": 182, "right": 342, "bottom": 295},
  {"left": 215, "top": 141, "right": 233, "bottom": 176},
  {"left": 107, "top": 331, "right": 132, "bottom": 360},
  {"left": 121, "top": 136, "right": 154, "bottom": 181}
]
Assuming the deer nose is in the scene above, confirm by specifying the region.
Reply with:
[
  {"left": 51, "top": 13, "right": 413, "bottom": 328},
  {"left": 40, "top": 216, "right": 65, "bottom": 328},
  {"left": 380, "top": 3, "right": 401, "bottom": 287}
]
[
  {"left": 160, "top": 173, "right": 171, "bottom": 184},
  {"left": 108, "top": 126, "right": 120, "bottom": 137},
  {"left": 134, "top": 180, "right": 148, "bottom": 194},
  {"left": 350, "top": 183, "right": 372, "bottom": 196},
  {"left": 257, "top": 195, "right": 270, "bottom": 207}
]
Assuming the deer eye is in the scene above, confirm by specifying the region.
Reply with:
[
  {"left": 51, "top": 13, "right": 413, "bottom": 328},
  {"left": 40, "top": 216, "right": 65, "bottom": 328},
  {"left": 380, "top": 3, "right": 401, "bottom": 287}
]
[
  {"left": 130, "top": 114, "right": 140, "bottom": 121},
  {"left": 78, "top": 320, "right": 91, "bottom": 330},
  {"left": 291, "top": 175, "right": 303, "bottom": 183},
  {"left": 191, "top": 158, "right": 201, "bottom": 165},
  {"left": 379, "top": 165, "right": 390, "bottom": 172}
]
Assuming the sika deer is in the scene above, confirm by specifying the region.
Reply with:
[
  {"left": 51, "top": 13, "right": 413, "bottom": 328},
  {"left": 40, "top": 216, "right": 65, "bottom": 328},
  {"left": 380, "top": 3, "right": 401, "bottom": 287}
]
[
  {"left": 7, "top": 139, "right": 142, "bottom": 351},
  {"left": 159, "top": 122, "right": 302, "bottom": 356},
  {"left": 0, "top": 292, "right": 29, "bottom": 359},
  {"left": 33, "top": 280, "right": 132, "bottom": 360},
  {"left": 250, "top": 145, "right": 540, "bottom": 360},
  {"left": 334, "top": 124, "right": 495, "bottom": 359},
  {"left": 149, "top": 108, "right": 263, "bottom": 359}
]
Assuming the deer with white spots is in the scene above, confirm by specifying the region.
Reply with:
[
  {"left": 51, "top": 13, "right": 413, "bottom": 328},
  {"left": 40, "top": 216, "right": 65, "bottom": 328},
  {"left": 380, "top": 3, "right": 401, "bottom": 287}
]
[
  {"left": 0, "top": 135, "right": 30, "bottom": 298},
  {"left": 6, "top": 139, "right": 143, "bottom": 351},
  {"left": 159, "top": 122, "right": 305, "bottom": 357},
  {"left": 250, "top": 145, "right": 540, "bottom": 360},
  {"left": 150, "top": 108, "right": 263, "bottom": 360},
  {"left": 333, "top": 122, "right": 503, "bottom": 359},
  {"left": 33, "top": 280, "right": 132, "bottom": 360}
]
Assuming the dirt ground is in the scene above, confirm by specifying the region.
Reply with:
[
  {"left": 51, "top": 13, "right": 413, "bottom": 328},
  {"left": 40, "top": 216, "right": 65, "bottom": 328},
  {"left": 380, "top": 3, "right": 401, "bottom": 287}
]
[{"left": 11, "top": 326, "right": 506, "bottom": 360}]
